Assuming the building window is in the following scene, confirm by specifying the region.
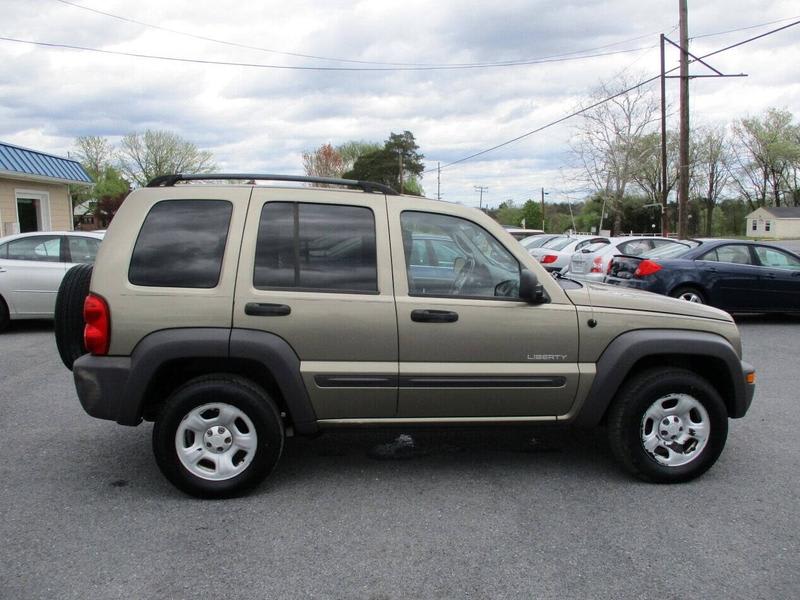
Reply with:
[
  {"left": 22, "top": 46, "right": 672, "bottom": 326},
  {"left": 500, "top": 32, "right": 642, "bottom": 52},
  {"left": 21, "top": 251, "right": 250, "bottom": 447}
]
[
  {"left": 751, "top": 220, "right": 757, "bottom": 231},
  {"left": 765, "top": 221, "right": 771, "bottom": 232}
]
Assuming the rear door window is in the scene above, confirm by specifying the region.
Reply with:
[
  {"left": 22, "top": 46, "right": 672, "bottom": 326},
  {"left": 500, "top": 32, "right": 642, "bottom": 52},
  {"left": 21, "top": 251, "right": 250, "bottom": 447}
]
[
  {"left": 254, "top": 202, "right": 378, "bottom": 293},
  {"left": 6, "top": 236, "right": 62, "bottom": 262}
]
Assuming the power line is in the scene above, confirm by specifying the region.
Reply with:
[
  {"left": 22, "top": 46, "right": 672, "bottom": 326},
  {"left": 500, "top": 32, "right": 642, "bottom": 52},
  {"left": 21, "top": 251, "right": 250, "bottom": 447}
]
[
  {"left": 50, "top": 0, "right": 668, "bottom": 69},
  {"left": 691, "top": 14, "right": 800, "bottom": 40},
  {"left": 426, "top": 19, "right": 800, "bottom": 173},
  {"left": 0, "top": 35, "right": 660, "bottom": 71}
]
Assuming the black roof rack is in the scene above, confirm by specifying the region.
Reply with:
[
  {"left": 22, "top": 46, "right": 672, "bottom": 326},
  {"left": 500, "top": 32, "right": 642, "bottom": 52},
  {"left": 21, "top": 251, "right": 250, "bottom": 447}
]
[{"left": 146, "top": 173, "right": 399, "bottom": 195}]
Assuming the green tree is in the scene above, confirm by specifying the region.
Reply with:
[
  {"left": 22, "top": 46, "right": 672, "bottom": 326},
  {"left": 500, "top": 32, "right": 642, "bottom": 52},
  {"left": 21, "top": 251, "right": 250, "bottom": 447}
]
[
  {"left": 343, "top": 131, "right": 425, "bottom": 194},
  {"left": 493, "top": 200, "right": 523, "bottom": 226},
  {"left": 118, "top": 130, "right": 216, "bottom": 187},
  {"left": 520, "top": 200, "right": 543, "bottom": 230},
  {"left": 336, "top": 140, "right": 382, "bottom": 173}
]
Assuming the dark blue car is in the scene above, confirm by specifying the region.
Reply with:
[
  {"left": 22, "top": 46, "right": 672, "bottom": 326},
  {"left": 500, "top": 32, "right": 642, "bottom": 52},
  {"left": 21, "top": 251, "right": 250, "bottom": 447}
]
[{"left": 605, "top": 239, "right": 800, "bottom": 313}]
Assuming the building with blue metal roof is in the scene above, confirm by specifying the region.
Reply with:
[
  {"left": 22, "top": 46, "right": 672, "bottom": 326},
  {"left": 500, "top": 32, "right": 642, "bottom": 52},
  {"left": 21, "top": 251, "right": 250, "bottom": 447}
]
[{"left": 0, "top": 141, "right": 93, "bottom": 234}]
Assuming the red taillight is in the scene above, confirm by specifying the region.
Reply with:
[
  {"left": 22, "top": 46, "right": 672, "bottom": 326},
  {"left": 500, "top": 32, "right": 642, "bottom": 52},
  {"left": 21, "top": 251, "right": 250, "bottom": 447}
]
[
  {"left": 634, "top": 259, "right": 662, "bottom": 277},
  {"left": 84, "top": 293, "right": 110, "bottom": 355},
  {"left": 590, "top": 256, "right": 604, "bottom": 273},
  {"left": 540, "top": 254, "right": 558, "bottom": 264}
]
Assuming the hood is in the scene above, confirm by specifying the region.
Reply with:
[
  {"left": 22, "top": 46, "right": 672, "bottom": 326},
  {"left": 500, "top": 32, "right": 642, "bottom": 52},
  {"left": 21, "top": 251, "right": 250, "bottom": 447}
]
[{"left": 563, "top": 281, "right": 733, "bottom": 322}]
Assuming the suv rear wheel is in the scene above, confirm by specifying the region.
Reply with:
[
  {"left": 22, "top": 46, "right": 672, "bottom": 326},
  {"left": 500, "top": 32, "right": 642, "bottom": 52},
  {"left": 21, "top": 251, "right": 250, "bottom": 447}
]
[
  {"left": 152, "top": 375, "right": 284, "bottom": 498},
  {"left": 607, "top": 368, "right": 728, "bottom": 483}
]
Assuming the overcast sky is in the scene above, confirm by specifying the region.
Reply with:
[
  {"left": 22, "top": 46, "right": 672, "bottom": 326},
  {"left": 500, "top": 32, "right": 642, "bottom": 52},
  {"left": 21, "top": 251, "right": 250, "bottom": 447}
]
[{"left": 1, "top": 0, "right": 798, "bottom": 207}]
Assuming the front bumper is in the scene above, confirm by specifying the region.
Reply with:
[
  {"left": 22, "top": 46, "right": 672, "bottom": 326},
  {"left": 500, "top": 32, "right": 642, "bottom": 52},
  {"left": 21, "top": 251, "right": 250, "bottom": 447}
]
[{"left": 739, "top": 360, "right": 756, "bottom": 418}]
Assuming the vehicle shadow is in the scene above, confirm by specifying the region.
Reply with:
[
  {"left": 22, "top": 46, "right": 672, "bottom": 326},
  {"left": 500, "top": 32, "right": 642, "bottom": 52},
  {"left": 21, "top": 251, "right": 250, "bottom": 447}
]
[
  {"left": 733, "top": 313, "right": 800, "bottom": 325},
  {"left": 1, "top": 319, "right": 54, "bottom": 333},
  {"left": 267, "top": 425, "right": 624, "bottom": 492},
  {"left": 59, "top": 424, "right": 625, "bottom": 499}
]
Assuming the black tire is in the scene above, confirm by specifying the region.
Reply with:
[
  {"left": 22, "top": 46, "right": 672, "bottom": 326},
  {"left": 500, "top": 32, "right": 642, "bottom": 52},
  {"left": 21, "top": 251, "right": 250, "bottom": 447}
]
[
  {"left": 54, "top": 263, "right": 93, "bottom": 370},
  {"left": 669, "top": 285, "right": 706, "bottom": 304},
  {"left": 607, "top": 368, "right": 728, "bottom": 483},
  {"left": 0, "top": 295, "right": 9, "bottom": 332},
  {"left": 152, "top": 375, "right": 284, "bottom": 499}
]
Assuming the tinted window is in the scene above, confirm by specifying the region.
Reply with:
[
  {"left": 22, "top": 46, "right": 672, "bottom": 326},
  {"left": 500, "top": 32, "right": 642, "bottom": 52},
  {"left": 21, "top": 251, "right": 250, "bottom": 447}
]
[
  {"left": 129, "top": 200, "right": 232, "bottom": 288},
  {"left": 6, "top": 236, "right": 61, "bottom": 262},
  {"left": 401, "top": 211, "right": 520, "bottom": 299},
  {"left": 702, "top": 245, "right": 753, "bottom": 265},
  {"left": 254, "top": 202, "right": 377, "bottom": 293},
  {"left": 68, "top": 237, "right": 101, "bottom": 263},
  {"left": 755, "top": 246, "right": 800, "bottom": 270}
]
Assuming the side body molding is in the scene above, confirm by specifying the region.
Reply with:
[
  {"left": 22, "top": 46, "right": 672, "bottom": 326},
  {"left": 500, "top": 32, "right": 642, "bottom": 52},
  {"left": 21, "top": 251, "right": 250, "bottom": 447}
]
[{"left": 571, "top": 329, "right": 752, "bottom": 427}]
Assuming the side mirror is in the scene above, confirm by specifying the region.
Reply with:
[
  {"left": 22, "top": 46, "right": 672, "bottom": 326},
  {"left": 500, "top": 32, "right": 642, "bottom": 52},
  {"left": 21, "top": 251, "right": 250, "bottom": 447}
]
[{"left": 519, "top": 269, "right": 547, "bottom": 304}]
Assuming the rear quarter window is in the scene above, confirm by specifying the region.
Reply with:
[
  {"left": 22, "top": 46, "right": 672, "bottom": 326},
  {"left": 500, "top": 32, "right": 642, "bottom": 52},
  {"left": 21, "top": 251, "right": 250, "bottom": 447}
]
[{"left": 128, "top": 200, "right": 232, "bottom": 288}]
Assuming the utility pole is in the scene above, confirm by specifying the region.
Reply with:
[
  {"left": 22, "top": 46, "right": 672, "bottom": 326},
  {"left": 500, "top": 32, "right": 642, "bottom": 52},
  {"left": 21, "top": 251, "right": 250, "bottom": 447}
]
[
  {"left": 659, "top": 3, "right": 745, "bottom": 238},
  {"left": 398, "top": 151, "right": 404, "bottom": 194},
  {"left": 474, "top": 185, "right": 488, "bottom": 210},
  {"left": 437, "top": 162, "right": 441, "bottom": 200},
  {"left": 540, "top": 188, "right": 548, "bottom": 231},
  {"left": 678, "top": 0, "right": 689, "bottom": 239},
  {"left": 660, "top": 33, "right": 669, "bottom": 237}
]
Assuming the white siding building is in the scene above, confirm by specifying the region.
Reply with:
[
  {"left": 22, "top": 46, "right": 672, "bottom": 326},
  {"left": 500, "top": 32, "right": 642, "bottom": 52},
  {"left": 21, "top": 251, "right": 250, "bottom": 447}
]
[{"left": 745, "top": 206, "right": 800, "bottom": 239}]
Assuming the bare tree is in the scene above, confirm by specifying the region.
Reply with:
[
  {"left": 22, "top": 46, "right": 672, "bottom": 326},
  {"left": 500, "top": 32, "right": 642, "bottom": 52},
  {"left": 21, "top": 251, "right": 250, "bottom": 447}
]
[
  {"left": 118, "top": 130, "right": 215, "bottom": 187},
  {"left": 302, "top": 143, "right": 344, "bottom": 181},
  {"left": 571, "top": 76, "right": 660, "bottom": 233},
  {"left": 691, "top": 126, "right": 732, "bottom": 236},
  {"left": 73, "top": 136, "right": 116, "bottom": 176},
  {"left": 730, "top": 108, "right": 799, "bottom": 209},
  {"left": 629, "top": 131, "right": 679, "bottom": 206}
]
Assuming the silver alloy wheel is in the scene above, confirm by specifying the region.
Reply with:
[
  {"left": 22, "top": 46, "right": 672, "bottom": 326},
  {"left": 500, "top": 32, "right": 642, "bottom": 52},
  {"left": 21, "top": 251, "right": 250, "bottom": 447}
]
[
  {"left": 175, "top": 402, "right": 258, "bottom": 481},
  {"left": 677, "top": 291, "right": 703, "bottom": 303},
  {"left": 640, "top": 393, "right": 710, "bottom": 467}
]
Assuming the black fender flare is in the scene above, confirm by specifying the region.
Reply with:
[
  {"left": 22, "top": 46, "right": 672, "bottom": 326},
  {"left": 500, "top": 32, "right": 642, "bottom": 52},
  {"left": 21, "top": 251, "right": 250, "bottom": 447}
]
[
  {"left": 116, "top": 328, "right": 318, "bottom": 434},
  {"left": 571, "top": 329, "right": 752, "bottom": 427}
]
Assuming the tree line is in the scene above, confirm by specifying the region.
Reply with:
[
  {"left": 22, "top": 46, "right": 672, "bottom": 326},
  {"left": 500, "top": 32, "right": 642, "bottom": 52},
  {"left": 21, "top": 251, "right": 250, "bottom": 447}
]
[
  {"left": 70, "top": 130, "right": 216, "bottom": 225},
  {"left": 569, "top": 76, "right": 800, "bottom": 236}
]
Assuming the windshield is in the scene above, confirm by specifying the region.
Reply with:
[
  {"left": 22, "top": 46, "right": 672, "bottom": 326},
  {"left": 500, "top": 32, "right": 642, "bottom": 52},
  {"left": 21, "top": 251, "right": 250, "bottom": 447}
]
[{"left": 642, "top": 241, "right": 698, "bottom": 259}]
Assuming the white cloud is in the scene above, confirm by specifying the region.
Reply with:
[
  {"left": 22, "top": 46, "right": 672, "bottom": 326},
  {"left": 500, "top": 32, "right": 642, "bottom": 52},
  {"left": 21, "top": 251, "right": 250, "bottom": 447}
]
[{"left": 0, "top": 0, "right": 798, "bottom": 205}]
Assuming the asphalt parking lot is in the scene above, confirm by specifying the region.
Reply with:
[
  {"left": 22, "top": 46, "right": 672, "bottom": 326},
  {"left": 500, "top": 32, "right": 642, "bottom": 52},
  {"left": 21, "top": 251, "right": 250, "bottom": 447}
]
[{"left": 1, "top": 315, "right": 799, "bottom": 600}]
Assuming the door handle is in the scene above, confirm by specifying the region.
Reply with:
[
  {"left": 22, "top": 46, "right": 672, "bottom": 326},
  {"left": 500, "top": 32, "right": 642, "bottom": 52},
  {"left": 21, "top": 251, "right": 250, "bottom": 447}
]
[
  {"left": 411, "top": 309, "right": 458, "bottom": 323},
  {"left": 762, "top": 273, "right": 776, "bottom": 279},
  {"left": 704, "top": 267, "right": 718, "bottom": 273},
  {"left": 245, "top": 302, "right": 291, "bottom": 316}
]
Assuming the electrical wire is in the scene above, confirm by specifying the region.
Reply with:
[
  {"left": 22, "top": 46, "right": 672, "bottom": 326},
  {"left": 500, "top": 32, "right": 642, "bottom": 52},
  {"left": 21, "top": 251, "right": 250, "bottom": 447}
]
[
  {"left": 50, "top": 0, "right": 669, "bottom": 69},
  {"left": 0, "top": 35, "right": 660, "bottom": 71},
  {"left": 426, "top": 18, "right": 800, "bottom": 173}
]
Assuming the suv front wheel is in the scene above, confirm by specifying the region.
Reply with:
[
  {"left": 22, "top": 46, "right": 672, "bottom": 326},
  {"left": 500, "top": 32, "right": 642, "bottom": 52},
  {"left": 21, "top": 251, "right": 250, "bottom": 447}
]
[
  {"left": 607, "top": 368, "right": 728, "bottom": 483},
  {"left": 153, "top": 375, "right": 285, "bottom": 498}
]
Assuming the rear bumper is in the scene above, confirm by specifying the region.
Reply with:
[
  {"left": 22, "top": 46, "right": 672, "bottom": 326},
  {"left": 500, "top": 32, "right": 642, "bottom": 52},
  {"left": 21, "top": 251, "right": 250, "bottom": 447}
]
[{"left": 73, "top": 354, "right": 135, "bottom": 425}]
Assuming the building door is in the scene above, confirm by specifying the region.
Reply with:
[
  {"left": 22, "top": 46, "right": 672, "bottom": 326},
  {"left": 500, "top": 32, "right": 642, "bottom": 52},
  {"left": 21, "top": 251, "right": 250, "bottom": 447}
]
[{"left": 16, "top": 192, "right": 51, "bottom": 232}]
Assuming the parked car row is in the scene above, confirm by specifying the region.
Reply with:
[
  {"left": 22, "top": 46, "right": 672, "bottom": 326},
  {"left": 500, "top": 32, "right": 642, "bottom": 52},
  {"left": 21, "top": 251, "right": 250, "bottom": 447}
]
[
  {"left": 518, "top": 233, "right": 800, "bottom": 313},
  {"left": 605, "top": 239, "right": 800, "bottom": 313},
  {"left": 0, "top": 231, "right": 104, "bottom": 330}
]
